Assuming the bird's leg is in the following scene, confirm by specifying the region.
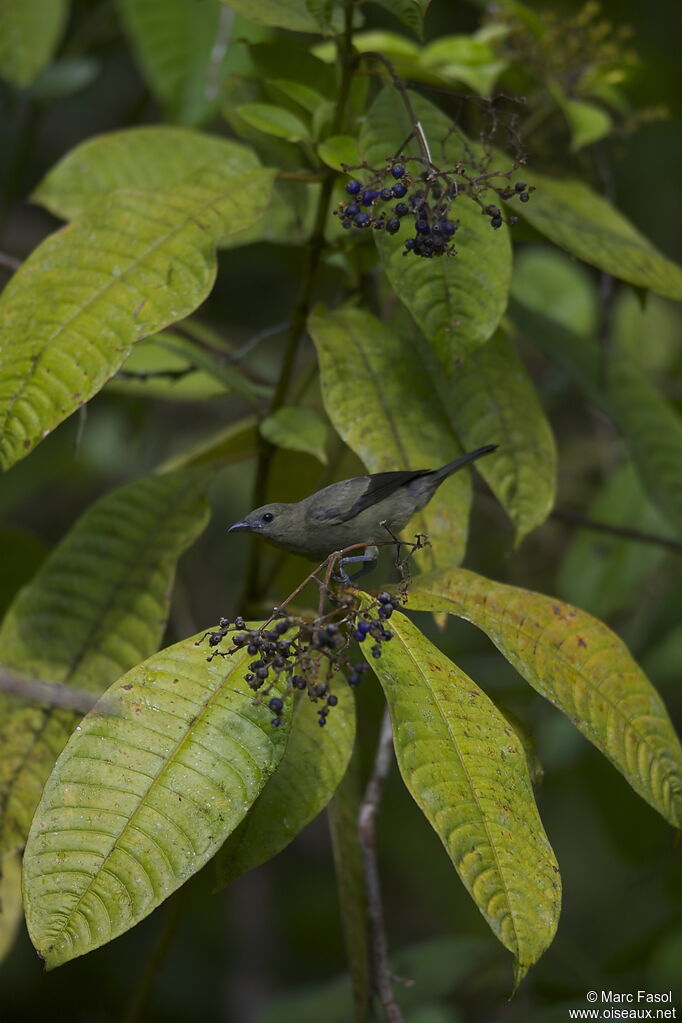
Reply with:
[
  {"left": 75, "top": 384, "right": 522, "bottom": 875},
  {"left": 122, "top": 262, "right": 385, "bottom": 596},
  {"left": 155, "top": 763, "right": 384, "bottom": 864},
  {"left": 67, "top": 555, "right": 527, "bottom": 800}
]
[{"left": 333, "top": 545, "right": 379, "bottom": 584}]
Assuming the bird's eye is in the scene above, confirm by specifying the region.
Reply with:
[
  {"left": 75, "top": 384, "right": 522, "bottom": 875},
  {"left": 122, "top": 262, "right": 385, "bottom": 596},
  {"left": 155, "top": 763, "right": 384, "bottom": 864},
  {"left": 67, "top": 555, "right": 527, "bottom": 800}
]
[{"left": 261, "top": 512, "right": 275, "bottom": 523}]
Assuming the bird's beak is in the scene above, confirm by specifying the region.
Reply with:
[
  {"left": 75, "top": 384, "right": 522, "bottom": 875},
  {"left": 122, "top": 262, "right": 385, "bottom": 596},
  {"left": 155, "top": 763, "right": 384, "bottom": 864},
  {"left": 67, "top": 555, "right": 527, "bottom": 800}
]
[{"left": 228, "top": 520, "right": 252, "bottom": 533}]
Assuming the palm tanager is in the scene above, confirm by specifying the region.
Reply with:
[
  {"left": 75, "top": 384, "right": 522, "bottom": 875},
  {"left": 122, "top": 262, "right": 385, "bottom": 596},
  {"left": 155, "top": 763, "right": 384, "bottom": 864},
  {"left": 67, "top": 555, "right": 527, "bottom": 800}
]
[{"left": 229, "top": 444, "right": 497, "bottom": 579}]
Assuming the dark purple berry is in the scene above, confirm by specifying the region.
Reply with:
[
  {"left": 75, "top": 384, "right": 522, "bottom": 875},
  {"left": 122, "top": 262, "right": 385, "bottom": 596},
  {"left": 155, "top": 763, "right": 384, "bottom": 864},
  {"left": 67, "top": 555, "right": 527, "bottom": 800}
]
[
  {"left": 491, "top": 216, "right": 502, "bottom": 229},
  {"left": 519, "top": 192, "right": 530, "bottom": 202},
  {"left": 327, "top": 694, "right": 338, "bottom": 706},
  {"left": 209, "top": 632, "right": 223, "bottom": 646},
  {"left": 346, "top": 179, "right": 362, "bottom": 195},
  {"left": 394, "top": 202, "right": 409, "bottom": 217},
  {"left": 392, "top": 182, "right": 407, "bottom": 198},
  {"left": 382, "top": 630, "right": 393, "bottom": 641},
  {"left": 391, "top": 164, "right": 405, "bottom": 179},
  {"left": 348, "top": 672, "right": 361, "bottom": 686},
  {"left": 344, "top": 202, "right": 360, "bottom": 217},
  {"left": 380, "top": 188, "right": 393, "bottom": 201},
  {"left": 353, "top": 629, "right": 367, "bottom": 641},
  {"left": 271, "top": 717, "right": 282, "bottom": 726},
  {"left": 358, "top": 621, "right": 371, "bottom": 634},
  {"left": 361, "top": 188, "right": 378, "bottom": 206},
  {"left": 354, "top": 212, "right": 371, "bottom": 228},
  {"left": 269, "top": 697, "right": 284, "bottom": 713},
  {"left": 378, "top": 605, "right": 393, "bottom": 619},
  {"left": 386, "top": 216, "right": 400, "bottom": 235},
  {"left": 247, "top": 642, "right": 259, "bottom": 655},
  {"left": 371, "top": 645, "right": 382, "bottom": 658},
  {"left": 515, "top": 181, "right": 527, "bottom": 193},
  {"left": 415, "top": 220, "right": 430, "bottom": 234},
  {"left": 377, "top": 592, "right": 392, "bottom": 604},
  {"left": 234, "top": 616, "right": 245, "bottom": 628},
  {"left": 256, "top": 666, "right": 269, "bottom": 679},
  {"left": 292, "top": 675, "right": 306, "bottom": 689}
]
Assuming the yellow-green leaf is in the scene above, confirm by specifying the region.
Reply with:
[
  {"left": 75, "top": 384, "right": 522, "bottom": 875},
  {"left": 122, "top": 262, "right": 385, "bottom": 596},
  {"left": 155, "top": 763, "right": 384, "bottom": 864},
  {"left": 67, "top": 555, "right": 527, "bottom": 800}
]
[
  {"left": 0, "top": 468, "right": 214, "bottom": 859},
  {"left": 237, "top": 103, "right": 311, "bottom": 142},
  {"left": 308, "top": 306, "right": 476, "bottom": 570},
  {"left": 365, "top": 608, "right": 560, "bottom": 983},
  {"left": 563, "top": 98, "right": 613, "bottom": 151},
  {"left": 516, "top": 174, "right": 682, "bottom": 300},
  {"left": 33, "top": 126, "right": 260, "bottom": 221},
  {"left": 409, "top": 567, "right": 682, "bottom": 828},
  {"left": 317, "top": 134, "right": 360, "bottom": 171},
  {"left": 260, "top": 407, "right": 329, "bottom": 464},
  {"left": 447, "top": 332, "right": 556, "bottom": 543},
  {"left": 215, "top": 680, "right": 355, "bottom": 887},
  {"left": 0, "top": 0, "right": 68, "bottom": 88},
  {"left": 0, "top": 166, "right": 275, "bottom": 470},
  {"left": 22, "top": 631, "right": 291, "bottom": 968}
]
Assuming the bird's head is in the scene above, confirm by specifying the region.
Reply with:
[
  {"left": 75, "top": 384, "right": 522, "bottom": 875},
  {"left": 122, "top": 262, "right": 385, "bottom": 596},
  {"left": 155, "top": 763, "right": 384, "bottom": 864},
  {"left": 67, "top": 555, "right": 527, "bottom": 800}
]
[{"left": 228, "top": 502, "right": 296, "bottom": 547}]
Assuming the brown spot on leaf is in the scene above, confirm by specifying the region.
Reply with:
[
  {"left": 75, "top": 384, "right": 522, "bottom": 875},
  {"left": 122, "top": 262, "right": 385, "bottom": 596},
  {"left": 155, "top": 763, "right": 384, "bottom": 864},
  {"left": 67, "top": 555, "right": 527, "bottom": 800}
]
[
  {"left": 122, "top": 683, "right": 133, "bottom": 690},
  {"left": 577, "top": 636, "right": 587, "bottom": 648}
]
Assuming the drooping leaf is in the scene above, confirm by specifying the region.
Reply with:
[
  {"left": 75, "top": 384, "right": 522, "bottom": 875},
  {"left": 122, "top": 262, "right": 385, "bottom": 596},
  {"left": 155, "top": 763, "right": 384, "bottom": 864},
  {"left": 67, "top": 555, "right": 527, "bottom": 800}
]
[
  {"left": 0, "top": 166, "right": 275, "bottom": 470},
  {"left": 308, "top": 306, "right": 478, "bottom": 569},
  {"left": 557, "top": 462, "right": 670, "bottom": 619},
  {"left": 0, "top": 0, "right": 68, "bottom": 88},
  {"left": 361, "top": 88, "right": 512, "bottom": 373},
  {"left": 260, "top": 407, "right": 329, "bottom": 464},
  {"left": 515, "top": 174, "right": 682, "bottom": 300},
  {"left": 214, "top": 679, "right": 355, "bottom": 887},
  {"left": 446, "top": 332, "right": 556, "bottom": 543},
  {"left": 118, "top": 0, "right": 234, "bottom": 125},
  {"left": 408, "top": 567, "right": 682, "bottom": 828},
  {"left": 365, "top": 607, "right": 560, "bottom": 983},
  {"left": 0, "top": 852, "right": 23, "bottom": 964},
  {"left": 236, "top": 103, "right": 311, "bottom": 142},
  {"left": 22, "top": 630, "right": 291, "bottom": 968},
  {"left": 0, "top": 468, "right": 214, "bottom": 859},
  {"left": 218, "top": 0, "right": 341, "bottom": 34},
  {"left": 510, "top": 301, "right": 682, "bottom": 536},
  {"left": 33, "top": 126, "right": 260, "bottom": 222}
]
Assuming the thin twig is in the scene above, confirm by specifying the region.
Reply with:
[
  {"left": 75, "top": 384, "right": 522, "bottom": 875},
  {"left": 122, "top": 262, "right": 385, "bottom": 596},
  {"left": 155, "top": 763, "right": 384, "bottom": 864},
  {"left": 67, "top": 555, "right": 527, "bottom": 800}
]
[
  {"left": 551, "top": 508, "right": 682, "bottom": 553},
  {"left": 0, "top": 668, "right": 101, "bottom": 714},
  {"left": 0, "top": 251, "right": 22, "bottom": 273},
  {"left": 358, "top": 709, "right": 404, "bottom": 1023}
]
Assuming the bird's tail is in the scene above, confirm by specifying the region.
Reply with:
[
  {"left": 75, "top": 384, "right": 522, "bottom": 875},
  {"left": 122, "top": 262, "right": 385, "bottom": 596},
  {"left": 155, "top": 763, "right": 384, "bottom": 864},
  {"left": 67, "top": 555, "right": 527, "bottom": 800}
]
[{"left": 435, "top": 444, "right": 498, "bottom": 481}]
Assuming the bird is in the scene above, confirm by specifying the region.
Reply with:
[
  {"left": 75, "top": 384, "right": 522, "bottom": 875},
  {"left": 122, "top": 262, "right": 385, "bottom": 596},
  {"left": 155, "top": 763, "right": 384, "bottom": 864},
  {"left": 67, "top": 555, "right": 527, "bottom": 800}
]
[{"left": 228, "top": 444, "right": 497, "bottom": 580}]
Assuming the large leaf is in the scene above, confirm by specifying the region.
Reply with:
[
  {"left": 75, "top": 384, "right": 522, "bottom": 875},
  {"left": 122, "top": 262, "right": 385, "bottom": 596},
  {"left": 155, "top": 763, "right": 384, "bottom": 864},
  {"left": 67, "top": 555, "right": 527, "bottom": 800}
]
[
  {"left": 510, "top": 301, "right": 682, "bottom": 537},
  {"left": 0, "top": 468, "right": 214, "bottom": 859},
  {"left": 408, "top": 567, "right": 682, "bottom": 829},
  {"left": 214, "top": 679, "right": 355, "bottom": 887},
  {"left": 0, "top": 165, "right": 275, "bottom": 470},
  {"left": 22, "top": 631, "right": 291, "bottom": 968},
  {"left": 0, "top": 0, "right": 68, "bottom": 88},
  {"left": 308, "top": 306, "right": 478, "bottom": 569},
  {"left": 446, "top": 332, "right": 556, "bottom": 543},
  {"left": 515, "top": 174, "right": 682, "bottom": 301},
  {"left": 118, "top": 0, "right": 233, "bottom": 126},
  {"left": 557, "top": 462, "right": 669, "bottom": 620},
  {"left": 366, "top": 608, "right": 560, "bottom": 983},
  {"left": 361, "top": 88, "right": 512, "bottom": 372},
  {"left": 33, "top": 126, "right": 260, "bottom": 221}
]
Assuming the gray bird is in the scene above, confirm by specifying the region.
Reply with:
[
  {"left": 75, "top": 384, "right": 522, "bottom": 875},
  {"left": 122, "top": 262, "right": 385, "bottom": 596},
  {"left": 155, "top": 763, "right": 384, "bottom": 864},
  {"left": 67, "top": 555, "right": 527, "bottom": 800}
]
[{"left": 229, "top": 444, "right": 497, "bottom": 579}]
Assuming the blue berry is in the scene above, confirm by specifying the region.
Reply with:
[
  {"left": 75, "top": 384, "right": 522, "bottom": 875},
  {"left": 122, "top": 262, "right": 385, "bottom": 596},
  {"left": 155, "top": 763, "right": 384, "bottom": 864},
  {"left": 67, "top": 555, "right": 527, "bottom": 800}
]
[
  {"left": 344, "top": 202, "right": 360, "bottom": 217},
  {"left": 353, "top": 628, "right": 367, "bottom": 641},
  {"left": 377, "top": 593, "right": 392, "bottom": 604},
  {"left": 354, "top": 212, "right": 371, "bottom": 228},
  {"left": 327, "top": 694, "right": 338, "bottom": 706},
  {"left": 515, "top": 181, "right": 527, "bottom": 193},
  {"left": 491, "top": 216, "right": 502, "bottom": 229},
  {"left": 386, "top": 216, "right": 400, "bottom": 235},
  {"left": 346, "top": 179, "right": 362, "bottom": 195},
  {"left": 415, "top": 220, "right": 430, "bottom": 234},
  {"left": 394, "top": 202, "right": 409, "bottom": 217},
  {"left": 392, "top": 182, "right": 407, "bottom": 198},
  {"left": 519, "top": 192, "right": 530, "bottom": 202},
  {"left": 391, "top": 164, "right": 405, "bottom": 179},
  {"left": 361, "top": 188, "right": 379, "bottom": 206},
  {"left": 380, "top": 187, "right": 393, "bottom": 201},
  {"left": 348, "top": 672, "right": 362, "bottom": 686},
  {"left": 268, "top": 697, "right": 283, "bottom": 713},
  {"left": 358, "top": 621, "right": 371, "bottom": 634}
]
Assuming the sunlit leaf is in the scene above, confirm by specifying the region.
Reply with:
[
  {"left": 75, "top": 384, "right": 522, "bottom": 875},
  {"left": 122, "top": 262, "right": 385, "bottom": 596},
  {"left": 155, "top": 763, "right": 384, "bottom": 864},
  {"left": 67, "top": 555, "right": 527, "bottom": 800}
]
[
  {"left": 22, "top": 630, "right": 291, "bottom": 968},
  {"left": 32, "top": 126, "right": 260, "bottom": 222},
  {"left": 409, "top": 567, "right": 682, "bottom": 828},
  {"left": 0, "top": 468, "right": 214, "bottom": 859},
  {"left": 260, "top": 407, "right": 329, "bottom": 464},
  {"left": 366, "top": 608, "right": 560, "bottom": 983},
  {"left": 0, "top": 0, "right": 68, "bottom": 88},
  {"left": 308, "top": 306, "right": 477, "bottom": 569},
  {"left": 119, "top": 0, "right": 233, "bottom": 125},
  {"left": 419, "top": 34, "right": 507, "bottom": 95},
  {"left": 0, "top": 166, "right": 275, "bottom": 470},
  {"left": 557, "top": 462, "right": 669, "bottom": 619},
  {"left": 215, "top": 681, "right": 355, "bottom": 887},
  {"left": 516, "top": 175, "right": 682, "bottom": 300},
  {"left": 447, "top": 332, "right": 556, "bottom": 543},
  {"left": 361, "top": 88, "right": 512, "bottom": 372},
  {"left": 237, "top": 103, "right": 311, "bottom": 142}
]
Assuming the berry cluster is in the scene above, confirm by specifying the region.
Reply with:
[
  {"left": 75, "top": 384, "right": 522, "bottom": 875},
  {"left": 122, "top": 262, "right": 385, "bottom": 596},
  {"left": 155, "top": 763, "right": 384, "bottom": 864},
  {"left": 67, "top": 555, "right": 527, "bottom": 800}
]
[
  {"left": 199, "top": 592, "right": 402, "bottom": 727},
  {"left": 334, "top": 158, "right": 533, "bottom": 258}
]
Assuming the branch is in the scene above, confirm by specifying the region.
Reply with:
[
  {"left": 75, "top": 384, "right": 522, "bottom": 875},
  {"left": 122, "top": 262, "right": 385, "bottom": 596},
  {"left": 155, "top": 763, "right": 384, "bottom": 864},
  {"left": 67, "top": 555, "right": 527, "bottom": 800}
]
[
  {"left": 358, "top": 708, "right": 405, "bottom": 1023},
  {"left": 0, "top": 251, "right": 22, "bottom": 273},
  {"left": 551, "top": 507, "right": 682, "bottom": 554},
  {"left": 0, "top": 668, "right": 101, "bottom": 714}
]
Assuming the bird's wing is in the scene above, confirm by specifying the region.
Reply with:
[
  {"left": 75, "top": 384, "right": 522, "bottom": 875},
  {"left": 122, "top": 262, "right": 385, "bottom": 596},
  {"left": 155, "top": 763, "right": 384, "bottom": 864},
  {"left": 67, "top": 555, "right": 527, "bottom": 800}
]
[{"left": 307, "top": 470, "right": 429, "bottom": 524}]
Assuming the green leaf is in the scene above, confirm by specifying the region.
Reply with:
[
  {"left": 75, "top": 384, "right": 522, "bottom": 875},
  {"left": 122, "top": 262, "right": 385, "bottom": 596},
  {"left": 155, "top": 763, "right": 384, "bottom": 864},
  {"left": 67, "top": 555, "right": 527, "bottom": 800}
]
[
  {"left": 0, "top": 468, "right": 214, "bottom": 859},
  {"left": 308, "top": 306, "right": 476, "bottom": 570},
  {"left": 365, "top": 608, "right": 560, "bottom": 983},
  {"left": 118, "top": 0, "right": 233, "bottom": 126},
  {"left": 370, "top": 0, "right": 430, "bottom": 38},
  {"left": 419, "top": 34, "right": 507, "bottom": 95},
  {"left": 30, "top": 57, "right": 99, "bottom": 101},
  {"left": 22, "top": 630, "right": 291, "bottom": 968},
  {"left": 317, "top": 134, "right": 360, "bottom": 171},
  {"left": 157, "top": 335, "right": 273, "bottom": 401},
  {"left": 260, "top": 407, "right": 329, "bottom": 464},
  {"left": 33, "top": 126, "right": 260, "bottom": 222},
  {"left": 557, "top": 462, "right": 669, "bottom": 619},
  {"left": 0, "top": 852, "right": 23, "bottom": 964},
  {"left": 562, "top": 98, "right": 613, "bottom": 151},
  {"left": 408, "top": 567, "right": 682, "bottom": 829},
  {"left": 0, "top": 0, "right": 68, "bottom": 88},
  {"left": 516, "top": 174, "right": 682, "bottom": 300},
  {"left": 214, "top": 681, "right": 355, "bottom": 887},
  {"left": 268, "top": 78, "right": 325, "bottom": 114},
  {"left": 236, "top": 103, "right": 311, "bottom": 142},
  {"left": 510, "top": 245, "right": 598, "bottom": 337},
  {"left": 218, "top": 0, "right": 341, "bottom": 33},
  {"left": 0, "top": 165, "right": 275, "bottom": 470},
  {"left": 108, "top": 334, "right": 230, "bottom": 401},
  {"left": 447, "top": 332, "right": 556, "bottom": 543},
  {"left": 361, "top": 88, "right": 512, "bottom": 372}
]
